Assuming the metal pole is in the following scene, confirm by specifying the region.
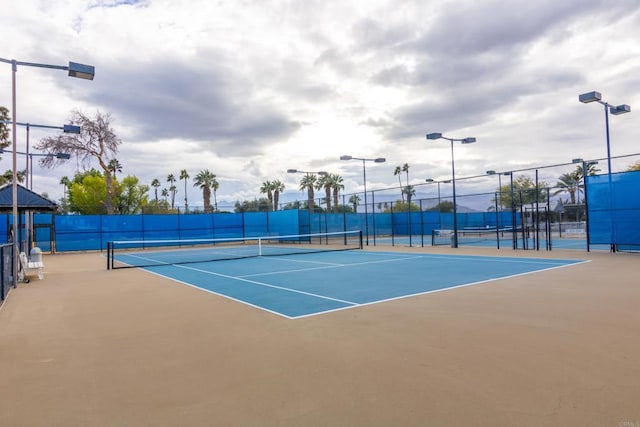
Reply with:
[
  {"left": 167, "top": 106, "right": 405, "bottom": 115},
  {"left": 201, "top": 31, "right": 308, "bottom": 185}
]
[
  {"left": 603, "top": 104, "right": 616, "bottom": 252},
  {"left": 450, "top": 139, "right": 459, "bottom": 248},
  {"left": 362, "top": 159, "right": 369, "bottom": 246},
  {"left": 510, "top": 173, "right": 516, "bottom": 250},
  {"left": 11, "top": 60, "right": 19, "bottom": 286},
  {"left": 583, "top": 161, "right": 591, "bottom": 252}
]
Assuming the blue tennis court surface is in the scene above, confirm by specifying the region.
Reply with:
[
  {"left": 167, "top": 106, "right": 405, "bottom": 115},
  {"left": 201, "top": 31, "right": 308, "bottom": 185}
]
[{"left": 135, "top": 251, "right": 587, "bottom": 319}]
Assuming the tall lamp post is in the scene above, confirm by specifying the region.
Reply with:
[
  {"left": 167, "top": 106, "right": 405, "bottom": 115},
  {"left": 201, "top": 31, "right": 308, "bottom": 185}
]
[
  {"left": 286, "top": 169, "right": 327, "bottom": 213},
  {"left": 426, "top": 133, "right": 476, "bottom": 248},
  {"left": 579, "top": 91, "right": 630, "bottom": 252},
  {"left": 340, "top": 155, "right": 386, "bottom": 245},
  {"left": 0, "top": 57, "right": 94, "bottom": 286}
]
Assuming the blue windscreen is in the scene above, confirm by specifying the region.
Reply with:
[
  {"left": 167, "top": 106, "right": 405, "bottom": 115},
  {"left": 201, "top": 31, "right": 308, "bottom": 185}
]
[{"left": 587, "top": 170, "right": 640, "bottom": 249}]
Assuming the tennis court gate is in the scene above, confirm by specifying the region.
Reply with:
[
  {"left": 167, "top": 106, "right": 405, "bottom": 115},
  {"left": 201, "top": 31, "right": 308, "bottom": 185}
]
[{"left": 522, "top": 204, "right": 551, "bottom": 250}]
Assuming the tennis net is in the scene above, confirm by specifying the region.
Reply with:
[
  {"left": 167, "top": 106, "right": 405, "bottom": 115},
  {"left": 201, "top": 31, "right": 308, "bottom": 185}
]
[
  {"left": 431, "top": 228, "right": 518, "bottom": 246},
  {"left": 107, "top": 230, "right": 363, "bottom": 269}
]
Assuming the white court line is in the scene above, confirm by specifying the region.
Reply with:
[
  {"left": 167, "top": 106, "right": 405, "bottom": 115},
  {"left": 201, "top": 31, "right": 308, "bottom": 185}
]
[
  {"left": 239, "top": 254, "right": 424, "bottom": 278},
  {"left": 290, "top": 259, "right": 592, "bottom": 319},
  {"left": 170, "top": 263, "right": 358, "bottom": 306}
]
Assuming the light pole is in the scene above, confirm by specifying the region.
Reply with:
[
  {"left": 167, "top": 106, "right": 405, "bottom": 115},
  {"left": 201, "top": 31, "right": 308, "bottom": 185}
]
[
  {"left": 426, "top": 133, "right": 476, "bottom": 248},
  {"left": 286, "top": 169, "right": 327, "bottom": 213},
  {"left": 0, "top": 57, "right": 94, "bottom": 286},
  {"left": 340, "top": 155, "right": 386, "bottom": 245},
  {"left": 579, "top": 91, "right": 630, "bottom": 252}
]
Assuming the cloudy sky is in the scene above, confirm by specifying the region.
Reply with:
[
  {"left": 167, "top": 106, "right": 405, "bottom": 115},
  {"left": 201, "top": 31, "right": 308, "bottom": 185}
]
[{"left": 1, "top": 0, "right": 639, "bottom": 208}]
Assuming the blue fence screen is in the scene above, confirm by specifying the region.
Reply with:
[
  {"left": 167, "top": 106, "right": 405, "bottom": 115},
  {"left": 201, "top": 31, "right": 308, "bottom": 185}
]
[{"left": 586, "top": 170, "right": 640, "bottom": 250}]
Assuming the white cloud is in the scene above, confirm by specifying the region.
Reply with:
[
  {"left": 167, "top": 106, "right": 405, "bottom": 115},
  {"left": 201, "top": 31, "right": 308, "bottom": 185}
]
[{"left": 1, "top": 0, "right": 639, "bottom": 209}]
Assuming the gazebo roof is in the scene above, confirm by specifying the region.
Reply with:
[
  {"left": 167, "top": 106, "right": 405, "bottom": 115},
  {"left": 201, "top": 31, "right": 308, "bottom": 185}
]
[{"left": 0, "top": 183, "right": 58, "bottom": 211}]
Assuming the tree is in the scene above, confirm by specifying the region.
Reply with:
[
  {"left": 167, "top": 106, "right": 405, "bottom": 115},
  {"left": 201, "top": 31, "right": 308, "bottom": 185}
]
[
  {"left": 553, "top": 173, "right": 580, "bottom": 204},
  {"left": 161, "top": 188, "right": 169, "bottom": 203},
  {"left": 36, "top": 110, "right": 121, "bottom": 215},
  {"left": 572, "top": 163, "right": 600, "bottom": 203},
  {"left": 496, "top": 175, "right": 548, "bottom": 208},
  {"left": 402, "top": 163, "right": 410, "bottom": 189},
  {"left": 193, "top": 169, "right": 217, "bottom": 213},
  {"left": 299, "top": 174, "right": 319, "bottom": 213},
  {"left": 272, "top": 179, "right": 285, "bottom": 211},
  {"left": 330, "top": 173, "right": 344, "bottom": 212},
  {"left": 234, "top": 198, "right": 271, "bottom": 213},
  {"left": 386, "top": 200, "right": 420, "bottom": 212},
  {"left": 429, "top": 200, "right": 454, "bottom": 213},
  {"left": 0, "top": 169, "right": 25, "bottom": 185},
  {"left": 316, "top": 174, "right": 332, "bottom": 212},
  {"left": 260, "top": 180, "right": 274, "bottom": 211},
  {"left": 180, "top": 169, "right": 190, "bottom": 211},
  {"left": 68, "top": 171, "right": 107, "bottom": 215},
  {"left": 394, "top": 166, "right": 405, "bottom": 203},
  {"left": 0, "top": 106, "right": 9, "bottom": 148},
  {"left": 627, "top": 161, "right": 640, "bottom": 172},
  {"left": 59, "top": 176, "right": 71, "bottom": 214},
  {"left": 403, "top": 184, "right": 416, "bottom": 206},
  {"left": 116, "top": 176, "right": 149, "bottom": 214},
  {"left": 167, "top": 173, "right": 177, "bottom": 209},
  {"left": 211, "top": 175, "right": 220, "bottom": 211},
  {"left": 348, "top": 194, "right": 361, "bottom": 212},
  {"left": 108, "top": 159, "right": 123, "bottom": 178},
  {"left": 151, "top": 179, "right": 161, "bottom": 204}
]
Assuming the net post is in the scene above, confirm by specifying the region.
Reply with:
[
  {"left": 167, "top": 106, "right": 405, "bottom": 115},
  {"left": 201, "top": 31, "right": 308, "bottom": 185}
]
[
  {"left": 359, "top": 230, "right": 363, "bottom": 249},
  {"left": 258, "top": 237, "right": 263, "bottom": 256},
  {"left": 107, "top": 241, "right": 111, "bottom": 270}
]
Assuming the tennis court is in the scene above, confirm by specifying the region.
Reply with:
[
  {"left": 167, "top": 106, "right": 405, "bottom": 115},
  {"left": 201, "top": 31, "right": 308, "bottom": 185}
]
[
  {"left": 2, "top": 245, "right": 640, "bottom": 426},
  {"left": 111, "top": 236, "right": 587, "bottom": 318}
]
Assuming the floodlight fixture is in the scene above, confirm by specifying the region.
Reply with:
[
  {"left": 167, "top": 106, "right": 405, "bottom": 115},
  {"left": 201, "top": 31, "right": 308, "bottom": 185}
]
[
  {"left": 579, "top": 91, "right": 602, "bottom": 103},
  {"left": 68, "top": 61, "right": 95, "bottom": 80},
  {"left": 610, "top": 104, "right": 631, "bottom": 115},
  {"left": 63, "top": 124, "right": 82, "bottom": 134}
]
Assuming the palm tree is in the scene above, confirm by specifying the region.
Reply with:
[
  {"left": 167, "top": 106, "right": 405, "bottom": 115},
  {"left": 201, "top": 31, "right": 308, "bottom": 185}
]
[
  {"left": 180, "top": 169, "right": 190, "bottom": 211},
  {"left": 316, "top": 174, "right": 332, "bottom": 211},
  {"left": 299, "top": 173, "right": 319, "bottom": 212},
  {"left": 211, "top": 175, "right": 220, "bottom": 211},
  {"left": 574, "top": 163, "right": 600, "bottom": 203},
  {"left": 348, "top": 194, "right": 361, "bottom": 212},
  {"left": 193, "top": 169, "right": 217, "bottom": 213},
  {"left": 553, "top": 173, "right": 579, "bottom": 204},
  {"left": 151, "top": 178, "right": 161, "bottom": 204},
  {"left": 167, "top": 174, "right": 177, "bottom": 208},
  {"left": 402, "top": 163, "right": 410, "bottom": 190},
  {"left": 260, "top": 180, "right": 274, "bottom": 211},
  {"left": 60, "top": 176, "right": 71, "bottom": 201},
  {"left": 403, "top": 184, "right": 416, "bottom": 205},
  {"left": 330, "top": 173, "right": 344, "bottom": 212},
  {"left": 107, "top": 159, "right": 123, "bottom": 178},
  {"left": 161, "top": 188, "right": 169, "bottom": 204},
  {"left": 394, "top": 166, "right": 405, "bottom": 203},
  {"left": 272, "top": 179, "right": 285, "bottom": 211}
]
